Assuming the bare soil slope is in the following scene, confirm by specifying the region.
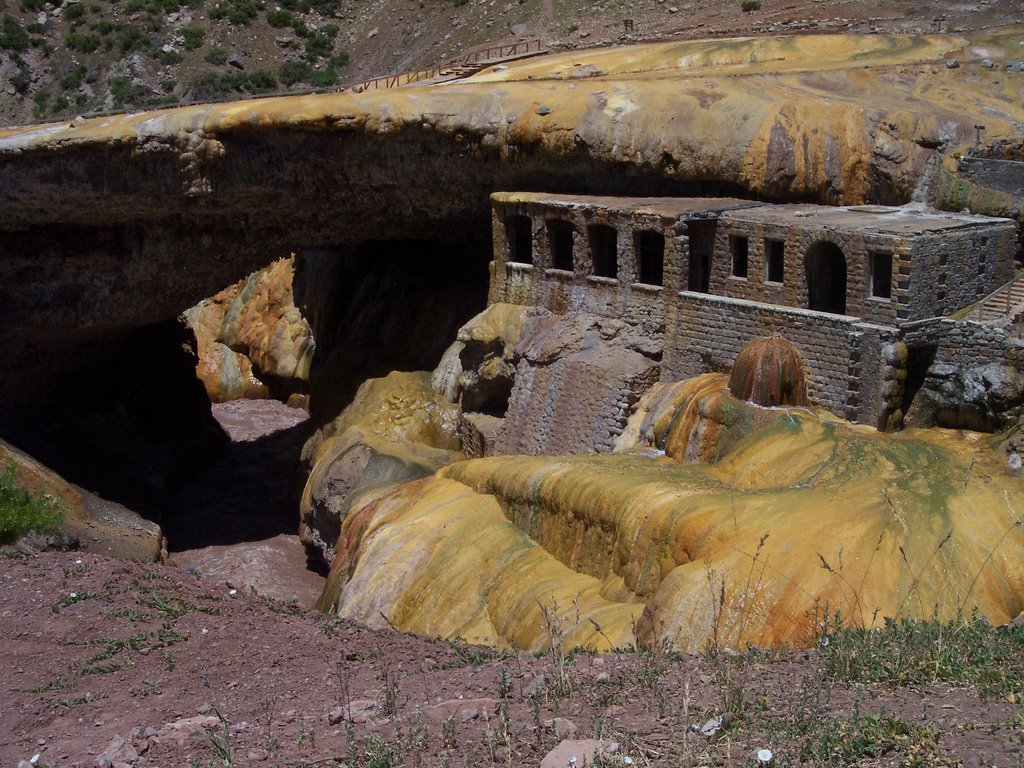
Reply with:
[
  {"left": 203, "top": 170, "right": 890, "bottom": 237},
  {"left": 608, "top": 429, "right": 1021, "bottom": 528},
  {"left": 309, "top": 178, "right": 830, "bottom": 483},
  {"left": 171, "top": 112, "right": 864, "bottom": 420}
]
[{"left": 2, "top": 551, "right": 1024, "bottom": 767}]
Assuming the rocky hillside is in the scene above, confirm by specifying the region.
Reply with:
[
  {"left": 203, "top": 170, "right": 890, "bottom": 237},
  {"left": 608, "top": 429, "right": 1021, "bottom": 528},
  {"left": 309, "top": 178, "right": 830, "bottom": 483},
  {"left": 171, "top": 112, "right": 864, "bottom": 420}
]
[{"left": 2, "top": 0, "right": 1020, "bottom": 127}]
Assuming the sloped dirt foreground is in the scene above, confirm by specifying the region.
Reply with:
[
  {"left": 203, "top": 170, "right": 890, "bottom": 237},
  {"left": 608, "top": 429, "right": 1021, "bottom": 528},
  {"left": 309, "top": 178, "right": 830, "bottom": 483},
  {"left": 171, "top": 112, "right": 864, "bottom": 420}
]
[{"left": 2, "top": 551, "right": 1022, "bottom": 767}]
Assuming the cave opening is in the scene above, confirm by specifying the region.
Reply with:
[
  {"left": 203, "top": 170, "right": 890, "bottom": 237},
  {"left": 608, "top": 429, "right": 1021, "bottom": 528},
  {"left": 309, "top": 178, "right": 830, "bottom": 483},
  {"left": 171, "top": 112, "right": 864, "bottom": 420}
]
[{"left": 167, "top": 236, "right": 493, "bottom": 555}]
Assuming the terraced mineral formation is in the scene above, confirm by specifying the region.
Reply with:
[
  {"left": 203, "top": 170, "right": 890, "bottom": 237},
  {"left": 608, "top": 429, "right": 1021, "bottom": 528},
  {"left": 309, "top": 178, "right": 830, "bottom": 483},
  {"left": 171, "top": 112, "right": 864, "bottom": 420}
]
[{"left": 319, "top": 373, "right": 1024, "bottom": 652}]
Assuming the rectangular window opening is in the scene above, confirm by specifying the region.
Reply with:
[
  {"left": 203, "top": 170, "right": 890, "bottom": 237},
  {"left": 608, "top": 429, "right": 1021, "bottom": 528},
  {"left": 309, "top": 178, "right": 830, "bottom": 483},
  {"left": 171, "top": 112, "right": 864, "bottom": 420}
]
[
  {"left": 547, "top": 219, "right": 575, "bottom": 272},
  {"left": 506, "top": 215, "right": 533, "bottom": 265},
  {"left": 588, "top": 224, "right": 618, "bottom": 279},
  {"left": 635, "top": 231, "right": 665, "bottom": 286},
  {"left": 870, "top": 252, "right": 893, "bottom": 299},
  {"left": 731, "top": 235, "right": 749, "bottom": 279},
  {"left": 765, "top": 239, "right": 785, "bottom": 284}
]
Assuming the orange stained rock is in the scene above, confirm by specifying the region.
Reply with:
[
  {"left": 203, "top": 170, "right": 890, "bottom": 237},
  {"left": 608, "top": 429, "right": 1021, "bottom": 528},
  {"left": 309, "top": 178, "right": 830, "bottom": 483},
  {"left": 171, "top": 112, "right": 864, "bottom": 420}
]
[
  {"left": 319, "top": 379, "right": 1024, "bottom": 652},
  {"left": 2, "top": 29, "right": 1023, "bottom": 212},
  {"left": 728, "top": 336, "right": 808, "bottom": 408}
]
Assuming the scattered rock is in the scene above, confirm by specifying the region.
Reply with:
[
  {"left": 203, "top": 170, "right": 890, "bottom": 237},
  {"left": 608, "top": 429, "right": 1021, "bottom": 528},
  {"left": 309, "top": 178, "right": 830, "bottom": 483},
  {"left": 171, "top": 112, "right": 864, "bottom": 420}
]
[
  {"left": 945, "top": 58, "right": 959, "bottom": 68},
  {"left": 227, "top": 54, "right": 245, "bottom": 70},
  {"left": 95, "top": 733, "right": 138, "bottom": 767},
  {"left": 425, "top": 698, "right": 500, "bottom": 723},
  {"left": 536, "top": 105, "right": 551, "bottom": 115},
  {"left": 540, "top": 739, "right": 620, "bottom": 768},
  {"left": 981, "top": 58, "right": 995, "bottom": 68}
]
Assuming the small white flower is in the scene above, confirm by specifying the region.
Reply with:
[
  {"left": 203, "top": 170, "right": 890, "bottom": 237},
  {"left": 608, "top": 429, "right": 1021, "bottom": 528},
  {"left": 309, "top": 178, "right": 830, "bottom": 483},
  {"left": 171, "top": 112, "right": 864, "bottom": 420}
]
[
  {"left": 30, "top": 754, "right": 40, "bottom": 764},
  {"left": 69, "top": 592, "right": 77, "bottom": 598},
  {"left": 228, "top": 589, "right": 237, "bottom": 596},
  {"left": 201, "top": 628, "right": 209, "bottom": 635},
  {"left": 623, "top": 758, "right": 634, "bottom": 766},
  {"left": 74, "top": 559, "right": 82, "bottom": 565},
  {"left": 756, "top": 747, "right": 773, "bottom": 765}
]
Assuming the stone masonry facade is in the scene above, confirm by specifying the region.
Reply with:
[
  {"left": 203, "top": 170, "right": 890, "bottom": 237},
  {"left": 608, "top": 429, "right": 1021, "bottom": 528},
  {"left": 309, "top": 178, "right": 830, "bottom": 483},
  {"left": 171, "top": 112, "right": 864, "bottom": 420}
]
[{"left": 490, "top": 192, "right": 1020, "bottom": 430}]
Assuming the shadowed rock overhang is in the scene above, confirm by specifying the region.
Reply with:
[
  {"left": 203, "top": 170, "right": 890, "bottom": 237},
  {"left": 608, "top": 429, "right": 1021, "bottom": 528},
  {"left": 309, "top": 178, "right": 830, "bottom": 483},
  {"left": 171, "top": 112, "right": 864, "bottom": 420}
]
[{"left": 0, "top": 28, "right": 1022, "bottom": 378}]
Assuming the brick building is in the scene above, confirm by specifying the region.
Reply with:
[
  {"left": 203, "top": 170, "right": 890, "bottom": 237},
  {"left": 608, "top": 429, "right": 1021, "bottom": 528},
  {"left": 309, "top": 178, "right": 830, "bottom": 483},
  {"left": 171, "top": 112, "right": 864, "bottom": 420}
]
[{"left": 489, "top": 192, "right": 1021, "bottom": 430}]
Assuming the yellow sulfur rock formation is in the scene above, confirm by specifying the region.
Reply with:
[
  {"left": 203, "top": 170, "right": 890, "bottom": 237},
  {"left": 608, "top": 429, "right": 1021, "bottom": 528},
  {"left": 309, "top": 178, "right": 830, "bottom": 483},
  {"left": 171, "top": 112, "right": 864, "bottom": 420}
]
[
  {"left": 184, "top": 256, "right": 314, "bottom": 402},
  {"left": 319, "top": 374, "right": 1024, "bottom": 652}
]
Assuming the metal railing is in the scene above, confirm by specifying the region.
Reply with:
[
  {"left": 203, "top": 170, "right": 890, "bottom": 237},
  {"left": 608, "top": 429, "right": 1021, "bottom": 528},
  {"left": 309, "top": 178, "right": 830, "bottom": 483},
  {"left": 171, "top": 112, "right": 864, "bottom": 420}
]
[
  {"left": 456, "top": 39, "right": 546, "bottom": 67},
  {"left": 354, "top": 39, "right": 546, "bottom": 93}
]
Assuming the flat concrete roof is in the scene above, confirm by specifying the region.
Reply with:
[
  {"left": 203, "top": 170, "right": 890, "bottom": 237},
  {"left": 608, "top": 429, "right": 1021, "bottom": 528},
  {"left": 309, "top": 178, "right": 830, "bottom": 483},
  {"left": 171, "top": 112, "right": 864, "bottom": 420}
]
[
  {"left": 718, "top": 203, "right": 1014, "bottom": 235},
  {"left": 491, "top": 192, "right": 763, "bottom": 219}
]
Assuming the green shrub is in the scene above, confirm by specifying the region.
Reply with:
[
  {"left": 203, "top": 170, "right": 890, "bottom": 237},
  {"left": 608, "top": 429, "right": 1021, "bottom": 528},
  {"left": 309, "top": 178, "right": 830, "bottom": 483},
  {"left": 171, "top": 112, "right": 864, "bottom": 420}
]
[
  {"left": 799, "top": 712, "right": 937, "bottom": 764},
  {"left": 60, "top": 64, "right": 87, "bottom": 89},
  {"left": 64, "top": 3, "right": 86, "bottom": 22},
  {"left": 10, "top": 69, "right": 29, "bottom": 92},
  {"left": 26, "top": 21, "right": 45, "bottom": 33},
  {"left": 108, "top": 73, "right": 153, "bottom": 105},
  {"left": 277, "top": 59, "right": 311, "bottom": 85},
  {"left": 328, "top": 49, "right": 348, "bottom": 69},
  {"left": 278, "top": 62, "right": 339, "bottom": 88},
  {"left": 302, "top": 30, "right": 332, "bottom": 61},
  {"left": 20, "top": 0, "right": 46, "bottom": 10},
  {"left": 264, "top": 8, "right": 292, "bottom": 26},
  {"left": 208, "top": 0, "right": 263, "bottom": 25},
  {"left": 308, "top": 66, "right": 337, "bottom": 87},
  {"left": 740, "top": 0, "right": 760, "bottom": 10},
  {"left": 189, "top": 68, "right": 276, "bottom": 98},
  {"left": 0, "top": 464, "right": 65, "bottom": 545},
  {"left": 0, "top": 14, "right": 30, "bottom": 51},
  {"left": 66, "top": 31, "right": 100, "bottom": 52},
  {"left": 203, "top": 44, "right": 226, "bottom": 64},
  {"left": 181, "top": 22, "right": 204, "bottom": 49},
  {"left": 820, "top": 615, "right": 1024, "bottom": 697},
  {"left": 153, "top": 47, "right": 182, "bottom": 63},
  {"left": 117, "top": 26, "right": 147, "bottom": 53},
  {"left": 93, "top": 19, "right": 122, "bottom": 33}
]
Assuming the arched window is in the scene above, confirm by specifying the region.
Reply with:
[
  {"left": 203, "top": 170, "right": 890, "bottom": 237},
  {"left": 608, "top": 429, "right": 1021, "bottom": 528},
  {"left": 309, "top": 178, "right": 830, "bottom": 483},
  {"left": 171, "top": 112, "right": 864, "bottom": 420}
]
[
  {"left": 547, "top": 219, "right": 575, "bottom": 272},
  {"left": 635, "top": 230, "right": 664, "bottom": 286},
  {"left": 805, "top": 241, "right": 847, "bottom": 314},
  {"left": 505, "top": 216, "right": 533, "bottom": 265},
  {"left": 588, "top": 224, "right": 618, "bottom": 278}
]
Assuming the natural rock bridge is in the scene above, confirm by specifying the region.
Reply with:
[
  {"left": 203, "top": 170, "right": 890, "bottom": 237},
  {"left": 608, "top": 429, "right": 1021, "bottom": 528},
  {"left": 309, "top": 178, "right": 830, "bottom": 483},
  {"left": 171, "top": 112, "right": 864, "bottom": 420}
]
[{"left": 1, "top": 29, "right": 1022, "bottom": 503}]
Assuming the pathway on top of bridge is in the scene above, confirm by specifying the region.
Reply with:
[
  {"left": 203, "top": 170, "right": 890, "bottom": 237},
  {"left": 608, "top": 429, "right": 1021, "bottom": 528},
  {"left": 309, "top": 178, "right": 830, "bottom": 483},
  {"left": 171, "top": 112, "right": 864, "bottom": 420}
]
[{"left": 352, "top": 39, "right": 548, "bottom": 92}]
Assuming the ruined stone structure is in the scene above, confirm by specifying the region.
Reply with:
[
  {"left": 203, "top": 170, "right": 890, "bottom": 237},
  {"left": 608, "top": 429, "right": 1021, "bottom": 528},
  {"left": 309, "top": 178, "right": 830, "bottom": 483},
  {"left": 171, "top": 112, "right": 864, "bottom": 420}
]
[{"left": 489, "top": 192, "right": 1021, "bottom": 430}]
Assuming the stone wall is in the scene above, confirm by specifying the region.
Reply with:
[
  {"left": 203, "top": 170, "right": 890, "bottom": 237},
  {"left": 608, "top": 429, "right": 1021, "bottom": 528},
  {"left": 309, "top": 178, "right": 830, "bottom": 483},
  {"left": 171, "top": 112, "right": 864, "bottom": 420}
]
[
  {"left": 664, "top": 291, "right": 897, "bottom": 422},
  {"left": 903, "top": 227, "right": 1016, "bottom": 322},
  {"left": 707, "top": 217, "right": 905, "bottom": 326},
  {"left": 899, "top": 318, "right": 1024, "bottom": 430},
  {"left": 495, "top": 313, "right": 662, "bottom": 455},
  {"left": 489, "top": 200, "right": 676, "bottom": 338}
]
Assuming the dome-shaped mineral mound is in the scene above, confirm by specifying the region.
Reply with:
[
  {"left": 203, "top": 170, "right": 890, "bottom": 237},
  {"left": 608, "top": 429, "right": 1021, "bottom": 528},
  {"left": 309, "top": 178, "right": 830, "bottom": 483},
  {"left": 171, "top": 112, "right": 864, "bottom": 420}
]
[{"left": 728, "top": 336, "right": 808, "bottom": 408}]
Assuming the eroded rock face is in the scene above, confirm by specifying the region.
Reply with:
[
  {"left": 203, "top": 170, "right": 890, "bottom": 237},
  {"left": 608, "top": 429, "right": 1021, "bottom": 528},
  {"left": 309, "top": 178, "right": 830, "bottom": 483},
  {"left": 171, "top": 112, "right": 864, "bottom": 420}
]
[
  {"left": 184, "top": 256, "right": 314, "bottom": 402},
  {"left": 495, "top": 312, "right": 662, "bottom": 456},
  {"left": 0, "top": 438, "right": 164, "bottom": 561},
  {"left": 906, "top": 361, "right": 1024, "bottom": 432},
  {"left": 318, "top": 375, "right": 1024, "bottom": 652},
  {"left": 300, "top": 371, "right": 460, "bottom": 568}
]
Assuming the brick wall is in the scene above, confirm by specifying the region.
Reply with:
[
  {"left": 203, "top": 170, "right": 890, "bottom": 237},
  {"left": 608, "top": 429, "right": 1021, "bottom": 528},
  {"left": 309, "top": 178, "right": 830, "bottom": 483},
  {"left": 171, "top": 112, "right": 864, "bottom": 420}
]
[
  {"left": 489, "top": 200, "right": 674, "bottom": 337},
  {"left": 902, "top": 227, "right": 1016, "bottom": 321},
  {"left": 664, "top": 291, "right": 897, "bottom": 422}
]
